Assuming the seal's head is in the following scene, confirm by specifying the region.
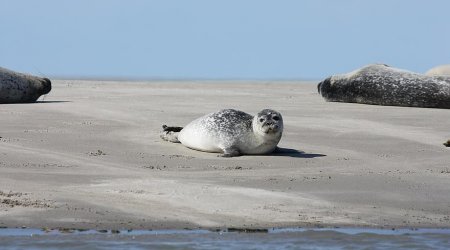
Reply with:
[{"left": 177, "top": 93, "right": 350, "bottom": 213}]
[
  {"left": 317, "top": 77, "right": 332, "bottom": 95},
  {"left": 253, "top": 109, "right": 283, "bottom": 136},
  {"left": 40, "top": 77, "right": 52, "bottom": 95},
  {"left": 317, "top": 76, "right": 347, "bottom": 102}
]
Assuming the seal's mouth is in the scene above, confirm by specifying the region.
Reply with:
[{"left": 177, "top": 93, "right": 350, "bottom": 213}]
[{"left": 262, "top": 124, "right": 280, "bottom": 134}]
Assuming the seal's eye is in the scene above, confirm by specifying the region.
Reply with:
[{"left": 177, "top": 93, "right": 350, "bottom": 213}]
[
  {"left": 273, "top": 116, "right": 279, "bottom": 121},
  {"left": 259, "top": 118, "right": 264, "bottom": 123}
]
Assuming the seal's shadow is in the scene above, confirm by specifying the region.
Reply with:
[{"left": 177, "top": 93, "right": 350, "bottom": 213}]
[
  {"left": 1, "top": 101, "right": 72, "bottom": 105},
  {"left": 35, "top": 101, "right": 72, "bottom": 104},
  {"left": 271, "top": 147, "right": 326, "bottom": 158}
]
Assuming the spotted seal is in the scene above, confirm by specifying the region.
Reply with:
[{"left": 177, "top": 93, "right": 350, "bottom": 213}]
[
  {"left": 426, "top": 64, "right": 450, "bottom": 76},
  {"left": 0, "top": 67, "right": 52, "bottom": 104},
  {"left": 161, "top": 109, "right": 283, "bottom": 157},
  {"left": 317, "top": 64, "right": 450, "bottom": 109}
]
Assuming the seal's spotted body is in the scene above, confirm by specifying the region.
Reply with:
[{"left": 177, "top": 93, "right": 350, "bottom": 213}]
[
  {"left": 0, "top": 67, "right": 51, "bottom": 103},
  {"left": 318, "top": 64, "right": 450, "bottom": 109},
  {"left": 161, "top": 109, "right": 283, "bottom": 157}
]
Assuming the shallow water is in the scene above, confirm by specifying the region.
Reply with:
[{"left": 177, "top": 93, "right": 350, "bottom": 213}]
[{"left": 0, "top": 228, "right": 449, "bottom": 250}]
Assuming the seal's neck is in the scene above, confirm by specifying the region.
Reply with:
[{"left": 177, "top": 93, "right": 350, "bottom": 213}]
[
  {"left": 244, "top": 119, "right": 282, "bottom": 154},
  {"left": 242, "top": 131, "right": 281, "bottom": 155}
]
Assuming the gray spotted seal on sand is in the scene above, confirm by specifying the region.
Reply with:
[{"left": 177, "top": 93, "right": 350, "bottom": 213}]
[
  {"left": 426, "top": 64, "right": 450, "bottom": 76},
  {"left": 161, "top": 109, "right": 283, "bottom": 157},
  {"left": 317, "top": 64, "right": 450, "bottom": 108},
  {"left": 0, "top": 67, "right": 51, "bottom": 103}
]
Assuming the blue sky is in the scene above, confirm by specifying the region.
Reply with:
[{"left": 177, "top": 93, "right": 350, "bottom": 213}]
[{"left": 1, "top": 0, "right": 449, "bottom": 79}]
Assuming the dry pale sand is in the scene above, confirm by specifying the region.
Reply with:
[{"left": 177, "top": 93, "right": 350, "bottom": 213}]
[{"left": 0, "top": 80, "right": 449, "bottom": 230}]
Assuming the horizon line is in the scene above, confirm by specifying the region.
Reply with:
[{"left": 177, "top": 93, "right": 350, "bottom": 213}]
[{"left": 48, "top": 75, "right": 321, "bottom": 82}]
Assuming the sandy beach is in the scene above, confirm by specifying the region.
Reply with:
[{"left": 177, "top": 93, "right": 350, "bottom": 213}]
[{"left": 0, "top": 80, "right": 449, "bottom": 230}]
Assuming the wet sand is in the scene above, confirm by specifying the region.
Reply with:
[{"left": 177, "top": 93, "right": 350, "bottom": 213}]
[{"left": 0, "top": 80, "right": 449, "bottom": 230}]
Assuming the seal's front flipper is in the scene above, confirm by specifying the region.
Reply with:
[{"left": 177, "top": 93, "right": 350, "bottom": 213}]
[
  {"left": 218, "top": 147, "right": 240, "bottom": 157},
  {"left": 160, "top": 125, "right": 182, "bottom": 143}
]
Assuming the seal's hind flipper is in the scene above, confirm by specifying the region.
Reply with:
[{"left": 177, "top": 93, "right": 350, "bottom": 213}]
[
  {"left": 160, "top": 125, "right": 182, "bottom": 143},
  {"left": 162, "top": 125, "right": 183, "bottom": 132}
]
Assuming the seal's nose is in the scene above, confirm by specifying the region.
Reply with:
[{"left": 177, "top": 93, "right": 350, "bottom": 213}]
[{"left": 41, "top": 78, "right": 52, "bottom": 94}]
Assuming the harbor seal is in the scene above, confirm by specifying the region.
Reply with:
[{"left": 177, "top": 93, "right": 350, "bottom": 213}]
[
  {"left": 160, "top": 109, "right": 283, "bottom": 157},
  {"left": 317, "top": 64, "right": 450, "bottom": 108},
  {"left": 425, "top": 64, "right": 450, "bottom": 76},
  {"left": 0, "top": 67, "right": 51, "bottom": 104}
]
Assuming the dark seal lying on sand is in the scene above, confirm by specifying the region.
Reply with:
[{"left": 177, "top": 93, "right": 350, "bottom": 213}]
[
  {"left": 0, "top": 67, "right": 51, "bottom": 104},
  {"left": 317, "top": 64, "right": 450, "bottom": 109}
]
